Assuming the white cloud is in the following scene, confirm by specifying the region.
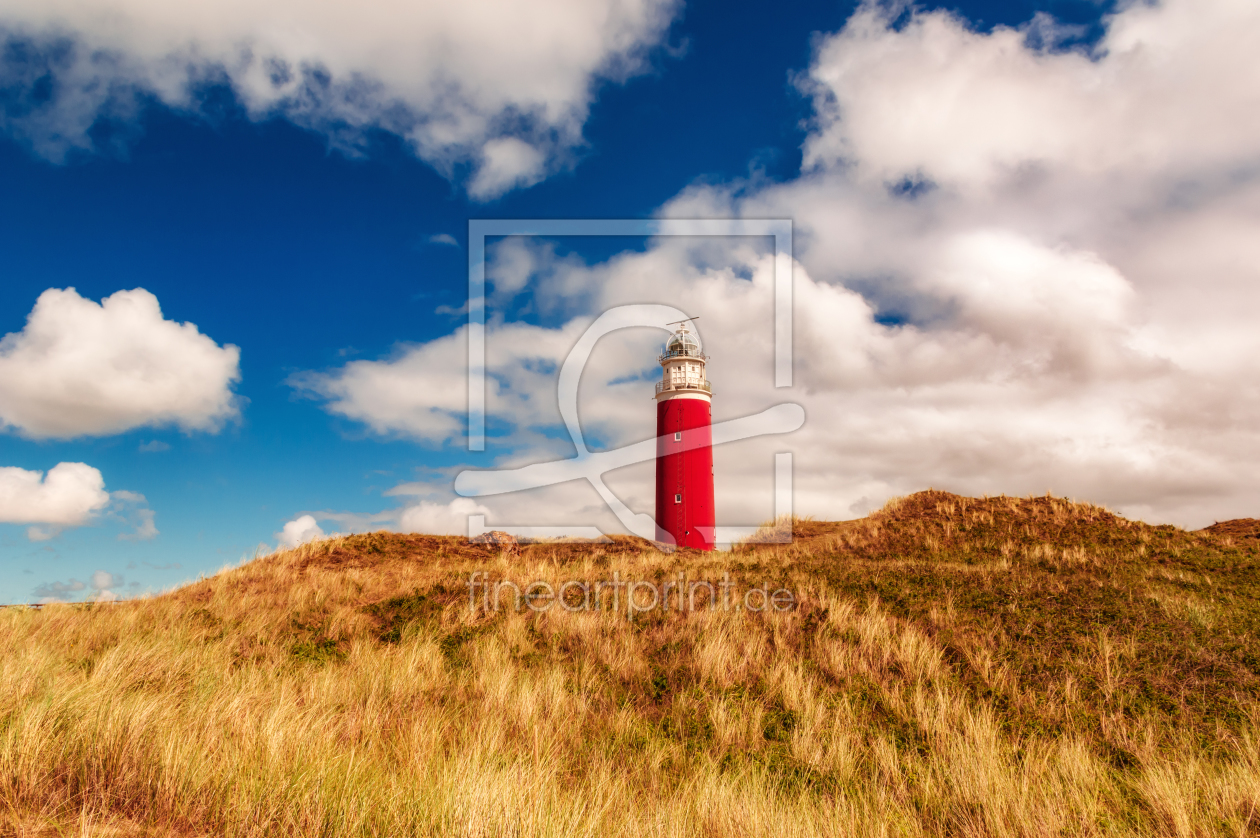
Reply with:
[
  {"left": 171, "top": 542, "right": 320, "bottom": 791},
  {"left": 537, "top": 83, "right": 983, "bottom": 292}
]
[
  {"left": 427, "top": 234, "right": 459, "bottom": 248},
  {"left": 292, "top": 317, "right": 589, "bottom": 445},
  {"left": 291, "top": 335, "right": 469, "bottom": 443},
  {"left": 126, "top": 509, "right": 158, "bottom": 541},
  {"left": 468, "top": 137, "right": 548, "bottom": 200},
  {"left": 1, "top": 463, "right": 159, "bottom": 541},
  {"left": 0, "top": 287, "right": 241, "bottom": 439},
  {"left": 86, "top": 570, "right": 136, "bottom": 602},
  {"left": 275, "top": 500, "right": 489, "bottom": 543},
  {"left": 111, "top": 491, "right": 159, "bottom": 541},
  {"left": 296, "top": 0, "right": 1260, "bottom": 530},
  {"left": 398, "top": 498, "right": 492, "bottom": 536},
  {"left": 800, "top": 0, "right": 1260, "bottom": 191},
  {"left": 0, "top": 0, "right": 680, "bottom": 198},
  {"left": 276, "top": 514, "right": 326, "bottom": 549},
  {"left": 0, "top": 463, "right": 110, "bottom": 535}
]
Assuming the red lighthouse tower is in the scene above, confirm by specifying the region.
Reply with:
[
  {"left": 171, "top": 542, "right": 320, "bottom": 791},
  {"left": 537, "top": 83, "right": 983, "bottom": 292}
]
[{"left": 655, "top": 320, "right": 715, "bottom": 550}]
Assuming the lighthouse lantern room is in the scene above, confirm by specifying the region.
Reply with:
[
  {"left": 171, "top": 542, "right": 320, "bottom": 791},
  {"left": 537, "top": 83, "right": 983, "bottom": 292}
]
[{"left": 654, "top": 320, "right": 716, "bottom": 550}]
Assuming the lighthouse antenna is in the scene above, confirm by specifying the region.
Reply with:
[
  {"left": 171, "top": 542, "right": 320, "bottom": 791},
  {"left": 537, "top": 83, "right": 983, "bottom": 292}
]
[{"left": 665, "top": 316, "right": 699, "bottom": 327}]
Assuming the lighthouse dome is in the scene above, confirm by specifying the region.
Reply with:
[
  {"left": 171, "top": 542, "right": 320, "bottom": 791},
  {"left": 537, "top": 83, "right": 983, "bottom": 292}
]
[{"left": 665, "top": 331, "right": 700, "bottom": 355}]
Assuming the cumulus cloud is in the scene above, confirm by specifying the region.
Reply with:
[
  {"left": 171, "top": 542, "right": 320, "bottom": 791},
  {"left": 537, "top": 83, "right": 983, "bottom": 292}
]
[
  {"left": 468, "top": 137, "right": 547, "bottom": 200},
  {"left": 276, "top": 514, "right": 325, "bottom": 549},
  {"left": 398, "top": 497, "right": 492, "bottom": 536},
  {"left": 0, "top": 463, "right": 158, "bottom": 541},
  {"left": 292, "top": 316, "right": 590, "bottom": 445},
  {"left": 800, "top": 0, "right": 1260, "bottom": 190},
  {"left": 87, "top": 570, "right": 123, "bottom": 602},
  {"left": 0, "top": 287, "right": 241, "bottom": 439},
  {"left": 297, "top": 0, "right": 1260, "bottom": 530},
  {"left": 0, "top": 462, "right": 110, "bottom": 539},
  {"left": 291, "top": 335, "right": 468, "bottom": 443},
  {"left": 0, "top": 0, "right": 679, "bottom": 198}
]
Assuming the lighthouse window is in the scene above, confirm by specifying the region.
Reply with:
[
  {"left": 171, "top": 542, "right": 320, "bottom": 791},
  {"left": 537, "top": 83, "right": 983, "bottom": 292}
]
[
  {"left": 674, "top": 493, "right": 682, "bottom": 503},
  {"left": 674, "top": 431, "right": 682, "bottom": 441}
]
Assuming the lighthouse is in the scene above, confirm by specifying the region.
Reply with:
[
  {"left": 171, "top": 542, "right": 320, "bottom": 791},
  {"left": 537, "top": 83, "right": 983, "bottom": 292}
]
[{"left": 655, "top": 319, "right": 715, "bottom": 550}]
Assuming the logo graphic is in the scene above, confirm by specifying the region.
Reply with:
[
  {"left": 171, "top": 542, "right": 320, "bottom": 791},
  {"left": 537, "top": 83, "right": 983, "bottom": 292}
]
[{"left": 456, "top": 220, "right": 801, "bottom": 546}]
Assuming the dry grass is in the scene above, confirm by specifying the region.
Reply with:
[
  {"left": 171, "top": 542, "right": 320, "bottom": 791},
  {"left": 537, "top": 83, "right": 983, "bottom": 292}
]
[{"left": 2, "top": 491, "right": 1259, "bottom": 836}]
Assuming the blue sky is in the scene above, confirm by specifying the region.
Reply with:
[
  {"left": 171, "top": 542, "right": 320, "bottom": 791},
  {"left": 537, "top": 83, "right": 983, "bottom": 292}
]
[{"left": 3, "top": 0, "right": 1259, "bottom": 603}]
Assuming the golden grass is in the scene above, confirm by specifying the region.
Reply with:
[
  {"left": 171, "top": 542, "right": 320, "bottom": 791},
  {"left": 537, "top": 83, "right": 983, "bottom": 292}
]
[{"left": 2, "top": 492, "right": 1259, "bottom": 836}]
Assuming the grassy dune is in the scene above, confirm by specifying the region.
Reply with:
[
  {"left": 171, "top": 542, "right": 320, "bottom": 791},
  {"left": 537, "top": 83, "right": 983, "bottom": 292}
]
[{"left": 2, "top": 490, "right": 1259, "bottom": 836}]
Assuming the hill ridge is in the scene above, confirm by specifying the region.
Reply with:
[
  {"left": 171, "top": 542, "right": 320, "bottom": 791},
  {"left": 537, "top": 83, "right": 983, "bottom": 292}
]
[{"left": 3, "top": 490, "right": 1258, "bottom": 836}]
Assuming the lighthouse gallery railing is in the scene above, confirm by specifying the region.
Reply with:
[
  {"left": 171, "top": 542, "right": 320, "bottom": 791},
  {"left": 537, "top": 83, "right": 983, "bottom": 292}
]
[
  {"left": 655, "top": 380, "right": 712, "bottom": 395},
  {"left": 658, "top": 349, "right": 708, "bottom": 363}
]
